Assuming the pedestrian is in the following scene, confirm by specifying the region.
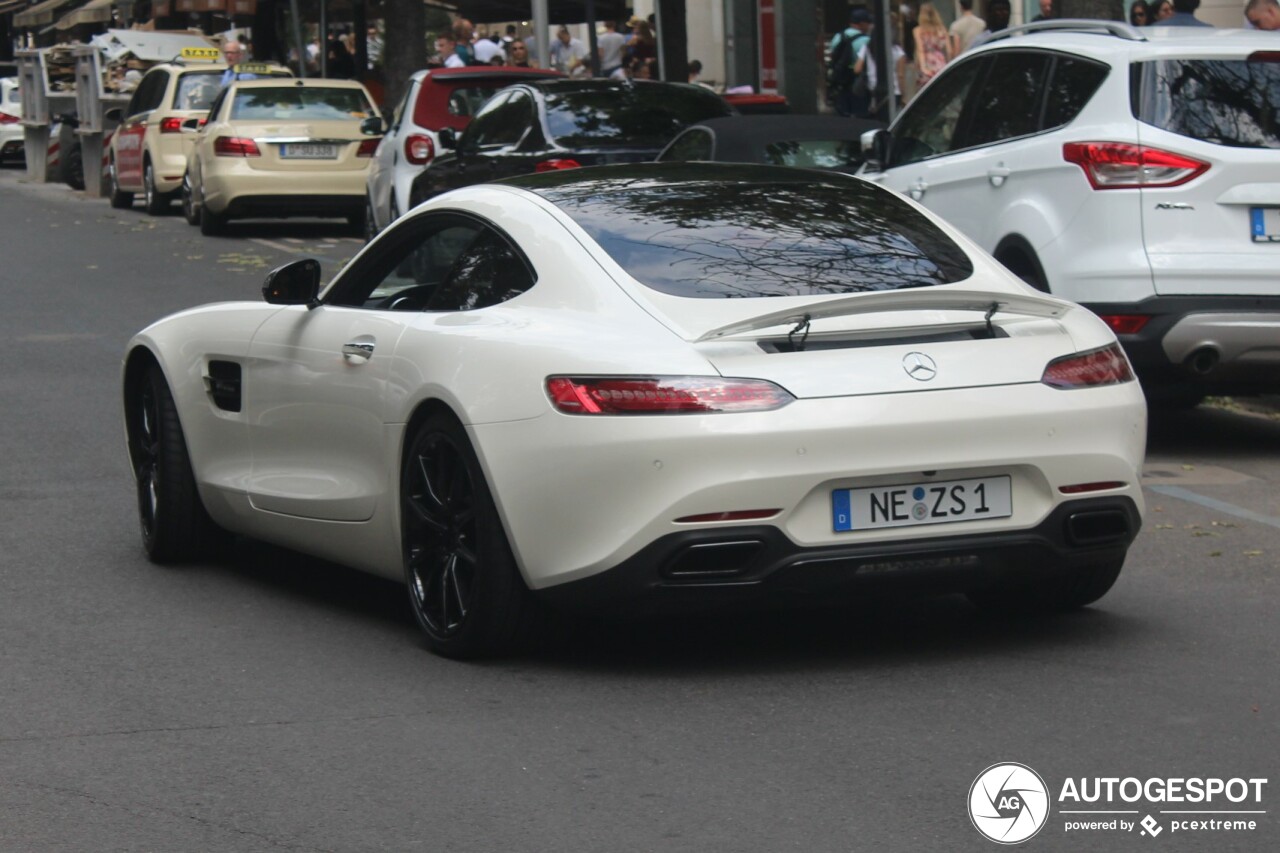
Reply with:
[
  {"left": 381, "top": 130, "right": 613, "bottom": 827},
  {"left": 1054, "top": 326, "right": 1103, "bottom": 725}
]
[
  {"left": 325, "top": 32, "right": 355, "bottom": 78},
  {"left": 1129, "top": 1, "right": 1151, "bottom": 25},
  {"left": 507, "top": 39, "right": 536, "bottom": 68},
  {"left": 1034, "top": 0, "right": 1054, "bottom": 21},
  {"left": 549, "top": 25, "right": 588, "bottom": 75},
  {"left": 219, "top": 41, "right": 257, "bottom": 85},
  {"left": 828, "top": 8, "right": 873, "bottom": 117},
  {"left": 912, "top": 3, "right": 951, "bottom": 91},
  {"left": 1151, "top": 0, "right": 1176, "bottom": 21},
  {"left": 949, "top": 0, "right": 986, "bottom": 56},
  {"left": 1151, "top": 0, "right": 1212, "bottom": 25},
  {"left": 435, "top": 34, "right": 465, "bottom": 68},
  {"left": 598, "top": 20, "right": 626, "bottom": 78},
  {"left": 452, "top": 19, "right": 477, "bottom": 65},
  {"left": 366, "top": 24, "right": 383, "bottom": 69},
  {"left": 625, "top": 16, "right": 656, "bottom": 65},
  {"left": 969, "top": 0, "right": 1012, "bottom": 50},
  {"left": 1246, "top": 0, "right": 1280, "bottom": 28},
  {"left": 473, "top": 33, "right": 506, "bottom": 65},
  {"left": 855, "top": 16, "right": 906, "bottom": 120}
]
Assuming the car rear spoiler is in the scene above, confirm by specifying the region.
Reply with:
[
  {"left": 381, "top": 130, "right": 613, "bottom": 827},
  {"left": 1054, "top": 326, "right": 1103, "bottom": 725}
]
[{"left": 693, "top": 289, "right": 1070, "bottom": 342}]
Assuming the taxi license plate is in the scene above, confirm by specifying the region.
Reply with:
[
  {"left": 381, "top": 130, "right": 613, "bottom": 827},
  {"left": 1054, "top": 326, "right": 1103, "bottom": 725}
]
[
  {"left": 280, "top": 143, "right": 338, "bottom": 159},
  {"left": 832, "top": 476, "right": 1012, "bottom": 532},
  {"left": 1250, "top": 208, "right": 1280, "bottom": 243}
]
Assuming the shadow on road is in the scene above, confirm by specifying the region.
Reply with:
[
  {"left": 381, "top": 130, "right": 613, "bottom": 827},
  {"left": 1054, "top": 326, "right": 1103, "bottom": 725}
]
[{"left": 1147, "top": 399, "right": 1280, "bottom": 457}]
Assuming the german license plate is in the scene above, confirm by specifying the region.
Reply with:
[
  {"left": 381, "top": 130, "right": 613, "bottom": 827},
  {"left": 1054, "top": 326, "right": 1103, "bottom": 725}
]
[
  {"left": 280, "top": 143, "right": 338, "bottom": 159},
  {"left": 832, "top": 476, "right": 1012, "bottom": 532},
  {"left": 1250, "top": 208, "right": 1280, "bottom": 243}
]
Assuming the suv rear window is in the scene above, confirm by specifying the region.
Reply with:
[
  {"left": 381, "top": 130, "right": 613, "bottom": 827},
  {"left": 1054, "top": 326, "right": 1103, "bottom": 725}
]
[
  {"left": 544, "top": 84, "right": 732, "bottom": 149},
  {"left": 231, "top": 87, "right": 373, "bottom": 121},
  {"left": 173, "top": 72, "right": 222, "bottom": 111},
  {"left": 1132, "top": 57, "right": 1280, "bottom": 149},
  {"left": 523, "top": 167, "right": 973, "bottom": 298}
]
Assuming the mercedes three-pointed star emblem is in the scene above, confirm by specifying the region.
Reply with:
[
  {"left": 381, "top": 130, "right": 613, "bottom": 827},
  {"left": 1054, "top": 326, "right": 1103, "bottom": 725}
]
[{"left": 903, "top": 351, "right": 937, "bottom": 381}]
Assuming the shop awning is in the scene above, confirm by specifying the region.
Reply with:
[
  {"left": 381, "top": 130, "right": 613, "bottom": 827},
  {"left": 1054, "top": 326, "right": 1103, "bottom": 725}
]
[
  {"left": 54, "top": 0, "right": 111, "bottom": 30},
  {"left": 14, "top": 0, "right": 81, "bottom": 28}
]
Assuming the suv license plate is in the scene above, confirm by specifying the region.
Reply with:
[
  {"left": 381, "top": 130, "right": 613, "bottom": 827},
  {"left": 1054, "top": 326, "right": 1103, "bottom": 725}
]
[
  {"left": 280, "top": 143, "right": 338, "bottom": 159},
  {"left": 832, "top": 476, "right": 1012, "bottom": 532},
  {"left": 1250, "top": 208, "right": 1280, "bottom": 243}
]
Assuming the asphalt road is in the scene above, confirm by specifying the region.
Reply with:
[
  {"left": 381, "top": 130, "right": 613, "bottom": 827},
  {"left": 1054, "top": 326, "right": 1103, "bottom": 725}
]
[{"left": 2, "top": 166, "right": 1277, "bottom": 852}]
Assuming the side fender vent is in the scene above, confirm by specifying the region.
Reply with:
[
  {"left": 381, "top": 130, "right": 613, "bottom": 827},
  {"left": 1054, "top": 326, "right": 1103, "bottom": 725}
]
[{"left": 204, "top": 361, "right": 242, "bottom": 412}]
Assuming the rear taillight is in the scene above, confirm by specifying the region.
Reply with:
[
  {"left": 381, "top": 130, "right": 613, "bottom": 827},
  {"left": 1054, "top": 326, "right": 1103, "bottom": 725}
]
[
  {"left": 356, "top": 138, "right": 379, "bottom": 157},
  {"left": 1041, "top": 344, "right": 1134, "bottom": 390},
  {"left": 213, "top": 136, "right": 260, "bottom": 157},
  {"left": 1063, "top": 142, "right": 1209, "bottom": 189},
  {"left": 0, "top": 111, "right": 19, "bottom": 125},
  {"left": 1097, "top": 314, "right": 1151, "bottom": 335},
  {"left": 535, "top": 158, "right": 581, "bottom": 172},
  {"left": 160, "top": 117, "right": 183, "bottom": 133},
  {"left": 546, "top": 376, "right": 794, "bottom": 415},
  {"left": 404, "top": 133, "right": 434, "bottom": 165}
]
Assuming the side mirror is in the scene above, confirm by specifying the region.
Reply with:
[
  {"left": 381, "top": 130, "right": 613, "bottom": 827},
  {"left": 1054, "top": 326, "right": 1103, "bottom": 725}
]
[
  {"left": 360, "top": 115, "right": 385, "bottom": 136},
  {"left": 861, "top": 128, "right": 891, "bottom": 171},
  {"left": 262, "top": 259, "right": 321, "bottom": 306},
  {"left": 180, "top": 117, "right": 203, "bottom": 133},
  {"left": 104, "top": 107, "right": 122, "bottom": 123},
  {"left": 437, "top": 127, "right": 457, "bottom": 151}
]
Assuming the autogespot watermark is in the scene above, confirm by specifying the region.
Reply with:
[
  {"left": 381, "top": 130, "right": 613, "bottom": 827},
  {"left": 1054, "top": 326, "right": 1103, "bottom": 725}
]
[{"left": 968, "top": 764, "right": 1269, "bottom": 844}]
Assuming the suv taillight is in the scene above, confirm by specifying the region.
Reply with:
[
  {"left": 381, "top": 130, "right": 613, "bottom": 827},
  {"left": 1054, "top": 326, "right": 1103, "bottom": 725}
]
[
  {"left": 404, "top": 134, "right": 434, "bottom": 165},
  {"left": 214, "top": 136, "right": 260, "bottom": 157},
  {"left": 1063, "top": 142, "right": 1209, "bottom": 190},
  {"left": 0, "top": 111, "right": 19, "bottom": 125},
  {"left": 546, "top": 376, "right": 794, "bottom": 415},
  {"left": 1041, "top": 344, "right": 1135, "bottom": 390},
  {"left": 356, "top": 138, "right": 379, "bottom": 157},
  {"left": 160, "top": 117, "right": 183, "bottom": 133}
]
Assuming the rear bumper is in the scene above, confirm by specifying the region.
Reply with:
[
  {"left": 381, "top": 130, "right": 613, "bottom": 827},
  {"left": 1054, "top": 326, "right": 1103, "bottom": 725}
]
[
  {"left": 1085, "top": 295, "right": 1280, "bottom": 395},
  {"left": 539, "top": 497, "right": 1141, "bottom": 616}
]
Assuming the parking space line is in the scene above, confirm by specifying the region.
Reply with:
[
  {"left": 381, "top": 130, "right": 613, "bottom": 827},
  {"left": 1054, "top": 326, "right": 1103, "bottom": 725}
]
[
  {"left": 1148, "top": 485, "right": 1280, "bottom": 530},
  {"left": 250, "top": 238, "right": 302, "bottom": 254}
]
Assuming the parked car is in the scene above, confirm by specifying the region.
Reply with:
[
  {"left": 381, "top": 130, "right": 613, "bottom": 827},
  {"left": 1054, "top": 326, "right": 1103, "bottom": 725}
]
[
  {"left": 657, "top": 115, "right": 883, "bottom": 174},
  {"left": 181, "top": 78, "right": 381, "bottom": 235},
  {"left": 407, "top": 78, "right": 733, "bottom": 209},
  {"left": 0, "top": 77, "right": 23, "bottom": 163},
  {"left": 364, "top": 66, "right": 562, "bottom": 239},
  {"left": 859, "top": 22, "right": 1280, "bottom": 404},
  {"left": 123, "top": 163, "right": 1145, "bottom": 659}
]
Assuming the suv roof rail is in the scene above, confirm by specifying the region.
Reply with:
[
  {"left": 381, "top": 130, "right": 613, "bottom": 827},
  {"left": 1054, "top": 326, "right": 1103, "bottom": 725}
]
[{"left": 982, "top": 18, "right": 1148, "bottom": 47}]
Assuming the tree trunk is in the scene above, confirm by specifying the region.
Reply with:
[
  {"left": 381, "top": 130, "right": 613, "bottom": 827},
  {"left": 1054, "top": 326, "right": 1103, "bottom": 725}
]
[{"left": 381, "top": 0, "right": 425, "bottom": 111}]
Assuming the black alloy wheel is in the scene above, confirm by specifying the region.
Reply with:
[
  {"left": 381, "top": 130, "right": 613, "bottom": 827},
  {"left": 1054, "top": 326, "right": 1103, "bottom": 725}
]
[
  {"left": 401, "top": 414, "right": 541, "bottom": 658},
  {"left": 129, "top": 364, "right": 219, "bottom": 563},
  {"left": 199, "top": 185, "right": 227, "bottom": 236}
]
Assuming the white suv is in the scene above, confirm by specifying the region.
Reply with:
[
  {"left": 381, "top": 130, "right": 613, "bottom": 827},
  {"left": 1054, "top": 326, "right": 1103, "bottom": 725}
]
[{"left": 860, "top": 22, "right": 1280, "bottom": 403}]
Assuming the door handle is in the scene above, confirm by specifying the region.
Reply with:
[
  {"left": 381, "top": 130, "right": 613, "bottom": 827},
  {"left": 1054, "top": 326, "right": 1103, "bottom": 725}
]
[
  {"left": 988, "top": 167, "right": 1010, "bottom": 188},
  {"left": 909, "top": 179, "right": 928, "bottom": 201},
  {"left": 342, "top": 340, "right": 375, "bottom": 360}
]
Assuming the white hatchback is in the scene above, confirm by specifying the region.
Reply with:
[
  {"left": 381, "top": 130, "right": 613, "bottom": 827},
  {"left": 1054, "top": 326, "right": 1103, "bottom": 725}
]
[{"left": 860, "top": 22, "right": 1280, "bottom": 404}]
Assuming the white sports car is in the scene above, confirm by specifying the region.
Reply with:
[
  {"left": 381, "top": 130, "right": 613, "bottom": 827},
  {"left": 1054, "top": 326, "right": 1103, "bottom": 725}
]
[{"left": 123, "top": 163, "right": 1147, "bottom": 658}]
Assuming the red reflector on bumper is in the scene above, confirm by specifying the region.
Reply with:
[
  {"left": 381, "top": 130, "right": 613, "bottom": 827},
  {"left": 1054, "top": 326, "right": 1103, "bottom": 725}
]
[
  {"left": 1098, "top": 314, "right": 1151, "bottom": 335},
  {"left": 674, "top": 509, "right": 781, "bottom": 523},
  {"left": 1059, "top": 481, "right": 1125, "bottom": 494}
]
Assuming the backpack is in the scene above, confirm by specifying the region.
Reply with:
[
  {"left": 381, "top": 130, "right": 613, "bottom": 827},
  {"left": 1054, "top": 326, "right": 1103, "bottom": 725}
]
[{"left": 829, "top": 29, "right": 870, "bottom": 90}]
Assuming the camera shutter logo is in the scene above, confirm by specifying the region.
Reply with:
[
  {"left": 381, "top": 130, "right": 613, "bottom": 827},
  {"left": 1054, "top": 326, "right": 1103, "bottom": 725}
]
[{"left": 969, "top": 763, "right": 1050, "bottom": 844}]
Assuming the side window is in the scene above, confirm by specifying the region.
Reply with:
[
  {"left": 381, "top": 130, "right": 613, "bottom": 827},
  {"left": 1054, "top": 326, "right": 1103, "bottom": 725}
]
[
  {"left": 959, "top": 51, "right": 1052, "bottom": 149},
  {"left": 1043, "top": 56, "right": 1109, "bottom": 131},
  {"left": 324, "top": 214, "right": 535, "bottom": 311},
  {"left": 888, "top": 57, "right": 985, "bottom": 167},
  {"left": 658, "top": 128, "right": 714, "bottom": 162},
  {"left": 425, "top": 227, "right": 537, "bottom": 312},
  {"left": 459, "top": 92, "right": 509, "bottom": 150},
  {"left": 390, "top": 84, "right": 414, "bottom": 132},
  {"left": 127, "top": 71, "right": 168, "bottom": 118},
  {"left": 465, "top": 92, "right": 532, "bottom": 149},
  {"left": 205, "top": 89, "right": 229, "bottom": 123}
]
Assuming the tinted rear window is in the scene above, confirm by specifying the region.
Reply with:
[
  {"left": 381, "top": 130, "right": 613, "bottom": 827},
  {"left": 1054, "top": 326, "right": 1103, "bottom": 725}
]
[
  {"left": 544, "top": 84, "right": 732, "bottom": 148},
  {"left": 530, "top": 171, "right": 973, "bottom": 298},
  {"left": 1132, "top": 57, "right": 1280, "bottom": 149},
  {"left": 763, "top": 139, "right": 863, "bottom": 170},
  {"left": 231, "top": 87, "right": 373, "bottom": 121}
]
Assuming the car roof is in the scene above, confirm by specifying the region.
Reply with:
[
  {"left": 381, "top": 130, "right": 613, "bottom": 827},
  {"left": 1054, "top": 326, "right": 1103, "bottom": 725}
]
[
  {"left": 972, "top": 22, "right": 1280, "bottom": 63},
  {"left": 230, "top": 78, "right": 369, "bottom": 90},
  {"left": 503, "top": 161, "right": 864, "bottom": 196},
  {"left": 521, "top": 78, "right": 717, "bottom": 96}
]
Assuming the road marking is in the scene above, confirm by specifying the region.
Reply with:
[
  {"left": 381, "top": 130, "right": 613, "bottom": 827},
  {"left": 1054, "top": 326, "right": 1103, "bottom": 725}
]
[
  {"left": 250, "top": 238, "right": 300, "bottom": 254},
  {"left": 1148, "top": 485, "right": 1280, "bottom": 530}
]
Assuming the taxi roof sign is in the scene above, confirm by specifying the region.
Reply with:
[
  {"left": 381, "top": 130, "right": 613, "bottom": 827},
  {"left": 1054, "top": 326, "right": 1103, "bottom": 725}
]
[{"left": 180, "top": 47, "right": 223, "bottom": 61}]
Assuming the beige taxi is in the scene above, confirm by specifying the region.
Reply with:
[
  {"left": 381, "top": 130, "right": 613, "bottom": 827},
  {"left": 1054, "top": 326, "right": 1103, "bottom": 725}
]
[{"left": 182, "top": 78, "right": 381, "bottom": 235}]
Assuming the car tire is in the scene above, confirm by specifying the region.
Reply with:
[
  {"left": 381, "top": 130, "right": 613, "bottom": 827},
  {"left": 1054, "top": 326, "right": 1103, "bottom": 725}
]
[
  {"left": 997, "top": 247, "right": 1048, "bottom": 293},
  {"left": 346, "top": 207, "right": 366, "bottom": 237},
  {"left": 108, "top": 159, "right": 133, "bottom": 209},
  {"left": 63, "top": 142, "right": 85, "bottom": 191},
  {"left": 363, "top": 194, "right": 378, "bottom": 243},
  {"left": 401, "top": 413, "right": 544, "bottom": 659},
  {"left": 128, "top": 364, "right": 223, "bottom": 563},
  {"left": 181, "top": 173, "right": 200, "bottom": 226},
  {"left": 968, "top": 557, "right": 1125, "bottom": 614},
  {"left": 143, "top": 159, "right": 169, "bottom": 216}
]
